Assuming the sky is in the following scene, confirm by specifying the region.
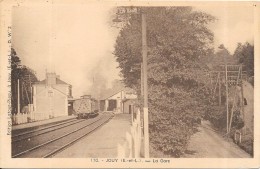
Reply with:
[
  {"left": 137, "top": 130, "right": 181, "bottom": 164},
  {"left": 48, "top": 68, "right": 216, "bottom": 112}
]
[
  {"left": 195, "top": 4, "right": 254, "bottom": 53},
  {"left": 12, "top": 4, "right": 120, "bottom": 98},
  {"left": 12, "top": 4, "right": 254, "bottom": 98}
]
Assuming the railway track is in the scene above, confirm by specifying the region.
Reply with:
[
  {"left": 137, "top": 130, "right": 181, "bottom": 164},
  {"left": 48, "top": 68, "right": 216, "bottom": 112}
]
[
  {"left": 12, "top": 118, "right": 85, "bottom": 142},
  {"left": 12, "top": 113, "right": 113, "bottom": 158},
  {"left": 12, "top": 118, "right": 77, "bottom": 136}
]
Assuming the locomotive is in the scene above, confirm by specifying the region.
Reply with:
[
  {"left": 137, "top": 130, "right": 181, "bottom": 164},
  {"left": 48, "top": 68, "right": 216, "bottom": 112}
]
[{"left": 73, "top": 95, "right": 99, "bottom": 119}]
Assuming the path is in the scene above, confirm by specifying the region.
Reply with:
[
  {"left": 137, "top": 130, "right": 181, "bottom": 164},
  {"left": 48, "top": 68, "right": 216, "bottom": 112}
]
[{"left": 185, "top": 120, "right": 251, "bottom": 158}]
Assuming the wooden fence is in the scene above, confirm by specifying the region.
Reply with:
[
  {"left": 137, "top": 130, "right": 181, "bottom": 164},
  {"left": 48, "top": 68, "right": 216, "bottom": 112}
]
[
  {"left": 12, "top": 113, "right": 51, "bottom": 125},
  {"left": 12, "top": 104, "right": 50, "bottom": 125},
  {"left": 117, "top": 108, "right": 142, "bottom": 158}
]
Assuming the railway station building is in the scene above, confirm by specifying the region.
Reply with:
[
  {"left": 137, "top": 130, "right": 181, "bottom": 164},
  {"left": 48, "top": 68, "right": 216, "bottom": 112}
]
[
  {"left": 32, "top": 72, "right": 72, "bottom": 120},
  {"left": 99, "top": 88, "right": 137, "bottom": 114}
]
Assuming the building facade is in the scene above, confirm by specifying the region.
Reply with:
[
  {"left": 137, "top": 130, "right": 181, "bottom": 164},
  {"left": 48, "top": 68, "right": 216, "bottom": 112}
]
[{"left": 32, "top": 72, "right": 72, "bottom": 119}]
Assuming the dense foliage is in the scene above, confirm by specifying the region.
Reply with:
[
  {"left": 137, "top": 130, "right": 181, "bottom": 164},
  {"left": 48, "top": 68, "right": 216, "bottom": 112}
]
[
  {"left": 11, "top": 48, "right": 38, "bottom": 114},
  {"left": 233, "top": 42, "right": 254, "bottom": 85},
  {"left": 114, "top": 7, "right": 215, "bottom": 157}
]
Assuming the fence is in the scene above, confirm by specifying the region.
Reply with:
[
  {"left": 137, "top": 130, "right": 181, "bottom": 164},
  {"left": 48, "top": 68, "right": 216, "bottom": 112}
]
[
  {"left": 117, "top": 108, "right": 142, "bottom": 158},
  {"left": 12, "top": 104, "right": 50, "bottom": 125},
  {"left": 12, "top": 113, "right": 29, "bottom": 125},
  {"left": 12, "top": 112, "right": 51, "bottom": 125}
]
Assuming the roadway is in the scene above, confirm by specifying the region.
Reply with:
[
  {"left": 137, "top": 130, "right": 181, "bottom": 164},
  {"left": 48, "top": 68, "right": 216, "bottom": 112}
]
[{"left": 184, "top": 120, "right": 251, "bottom": 158}]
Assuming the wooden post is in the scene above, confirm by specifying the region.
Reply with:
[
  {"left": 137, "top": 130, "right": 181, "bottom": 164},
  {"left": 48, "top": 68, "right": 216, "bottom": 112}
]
[
  {"left": 21, "top": 79, "right": 24, "bottom": 107},
  {"left": 137, "top": 109, "right": 141, "bottom": 157},
  {"left": 29, "top": 74, "right": 32, "bottom": 104},
  {"left": 18, "top": 79, "right": 20, "bottom": 114},
  {"left": 218, "top": 72, "right": 221, "bottom": 106},
  {"left": 142, "top": 12, "right": 149, "bottom": 158},
  {"left": 141, "top": 63, "right": 143, "bottom": 97},
  {"left": 240, "top": 65, "right": 246, "bottom": 135},
  {"left": 228, "top": 67, "right": 241, "bottom": 132},
  {"left": 131, "top": 107, "right": 134, "bottom": 125},
  {"left": 225, "top": 64, "right": 229, "bottom": 134},
  {"left": 126, "top": 132, "right": 132, "bottom": 157},
  {"left": 241, "top": 65, "right": 245, "bottom": 119}
]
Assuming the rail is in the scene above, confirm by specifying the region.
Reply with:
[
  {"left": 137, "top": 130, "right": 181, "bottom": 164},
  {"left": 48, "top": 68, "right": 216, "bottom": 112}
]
[
  {"left": 12, "top": 118, "right": 82, "bottom": 142},
  {"left": 12, "top": 113, "right": 113, "bottom": 158}
]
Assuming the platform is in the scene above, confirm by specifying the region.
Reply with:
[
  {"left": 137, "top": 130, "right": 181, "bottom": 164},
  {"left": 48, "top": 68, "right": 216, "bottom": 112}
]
[{"left": 54, "top": 113, "right": 131, "bottom": 158}]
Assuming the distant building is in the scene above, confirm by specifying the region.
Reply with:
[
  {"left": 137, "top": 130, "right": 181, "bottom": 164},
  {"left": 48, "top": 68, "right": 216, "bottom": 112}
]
[
  {"left": 99, "top": 88, "right": 137, "bottom": 114},
  {"left": 122, "top": 98, "right": 137, "bottom": 114},
  {"left": 32, "top": 72, "right": 72, "bottom": 118}
]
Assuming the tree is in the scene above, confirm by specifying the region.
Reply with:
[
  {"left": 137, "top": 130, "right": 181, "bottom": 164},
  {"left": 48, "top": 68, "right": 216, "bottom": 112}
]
[
  {"left": 11, "top": 48, "right": 38, "bottom": 114},
  {"left": 233, "top": 42, "right": 254, "bottom": 77},
  {"left": 209, "top": 44, "right": 237, "bottom": 67},
  {"left": 113, "top": 7, "right": 215, "bottom": 157}
]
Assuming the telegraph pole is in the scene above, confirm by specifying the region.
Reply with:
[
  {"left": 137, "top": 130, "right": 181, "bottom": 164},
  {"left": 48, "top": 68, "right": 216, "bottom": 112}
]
[
  {"left": 142, "top": 12, "right": 149, "bottom": 158},
  {"left": 225, "top": 58, "right": 229, "bottom": 134}
]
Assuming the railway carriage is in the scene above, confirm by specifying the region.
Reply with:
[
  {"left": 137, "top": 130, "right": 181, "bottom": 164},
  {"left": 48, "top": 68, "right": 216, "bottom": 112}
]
[{"left": 73, "top": 95, "right": 99, "bottom": 119}]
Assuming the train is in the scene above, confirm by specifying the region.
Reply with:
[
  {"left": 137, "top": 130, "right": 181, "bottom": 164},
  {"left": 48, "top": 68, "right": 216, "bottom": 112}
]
[{"left": 73, "top": 95, "right": 99, "bottom": 119}]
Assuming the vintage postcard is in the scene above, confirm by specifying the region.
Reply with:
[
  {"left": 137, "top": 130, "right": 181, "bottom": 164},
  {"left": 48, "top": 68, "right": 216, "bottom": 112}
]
[{"left": 0, "top": 0, "right": 259, "bottom": 168}]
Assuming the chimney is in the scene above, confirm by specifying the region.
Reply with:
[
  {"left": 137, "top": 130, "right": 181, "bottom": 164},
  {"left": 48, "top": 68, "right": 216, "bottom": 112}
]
[{"left": 46, "top": 72, "right": 57, "bottom": 86}]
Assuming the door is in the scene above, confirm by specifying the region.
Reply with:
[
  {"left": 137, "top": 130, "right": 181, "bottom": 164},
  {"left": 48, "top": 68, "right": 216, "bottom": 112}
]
[
  {"left": 108, "top": 100, "right": 117, "bottom": 111},
  {"left": 129, "top": 105, "right": 132, "bottom": 114}
]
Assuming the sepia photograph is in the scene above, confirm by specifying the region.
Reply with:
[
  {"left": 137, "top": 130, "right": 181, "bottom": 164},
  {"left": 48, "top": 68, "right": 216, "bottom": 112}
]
[{"left": 0, "top": 0, "right": 259, "bottom": 168}]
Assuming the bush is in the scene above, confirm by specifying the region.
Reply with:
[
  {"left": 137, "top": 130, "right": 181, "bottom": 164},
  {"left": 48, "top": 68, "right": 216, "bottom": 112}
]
[
  {"left": 204, "top": 105, "right": 226, "bottom": 130},
  {"left": 149, "top": 85, "right": 206, "bottom": 157}
]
